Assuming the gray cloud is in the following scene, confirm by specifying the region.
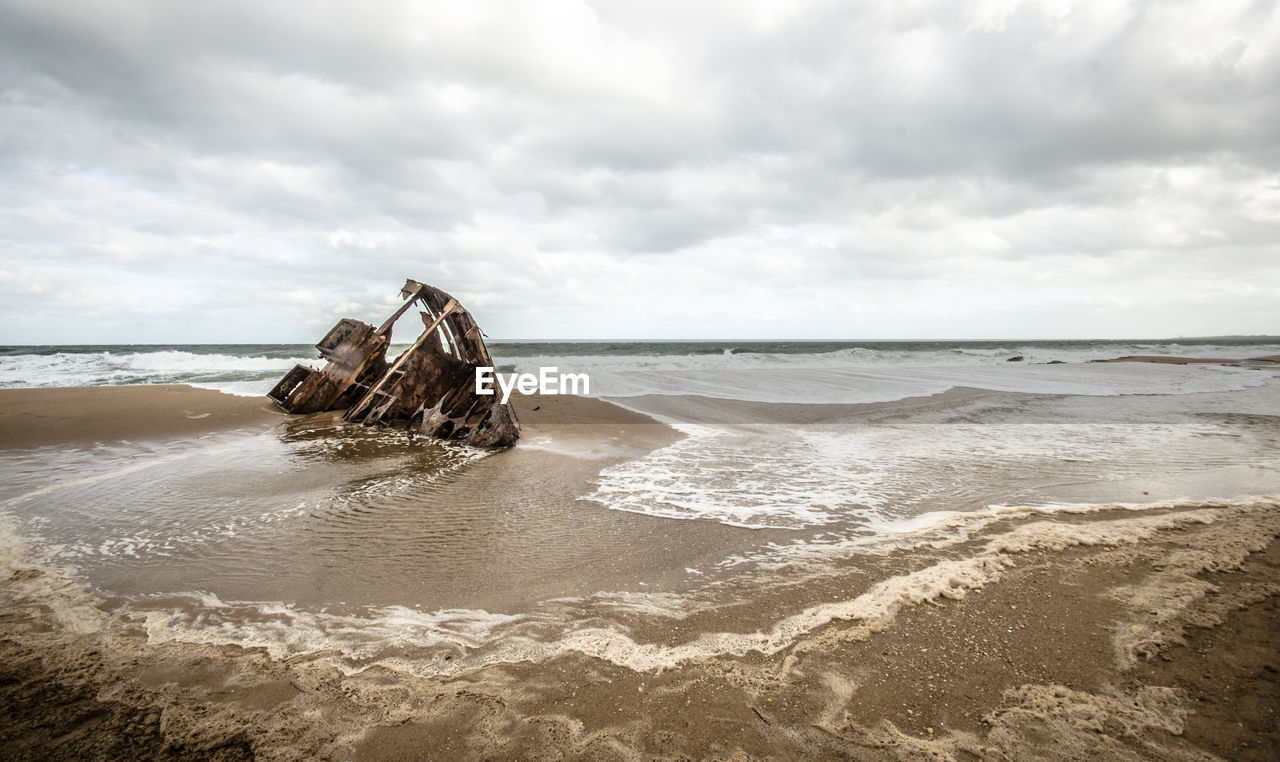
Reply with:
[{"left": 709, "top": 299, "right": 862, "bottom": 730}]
[{"left": 1, "top": 0, "right": 1277, "bottom": 342}]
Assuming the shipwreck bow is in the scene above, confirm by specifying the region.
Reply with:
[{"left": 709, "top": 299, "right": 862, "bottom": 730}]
[{"left": 267, "top": 280, "right": 520, "bottom": 447}]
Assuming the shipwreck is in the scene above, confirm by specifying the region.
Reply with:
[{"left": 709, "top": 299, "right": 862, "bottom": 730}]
[{"left": 267, "top": 279, "right": 520, "bottom": 447}]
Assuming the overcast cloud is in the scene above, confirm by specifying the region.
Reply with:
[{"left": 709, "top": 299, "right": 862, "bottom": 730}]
[{"left": 1, "top": 0, "right": 1277, "bottom": 342}]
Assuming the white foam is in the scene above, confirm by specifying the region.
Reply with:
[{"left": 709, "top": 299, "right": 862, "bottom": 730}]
[
  {"left": 0, "top": 350, "right": 315, "bottom": 389},
  {"left": 489, "top": 499, "right": 1278, "bottom": 674},
  {"left": 56, "top": 501, "right": 311, "bottom": 560},
  {"left": 21, "top": 495, "right": 1280, "bottom": 681},
  {"left": 719, "top": 496, "right": 1280, "bottom": 576},
  {"left": 0, "top": 507, "right": 107, "bottom": 634},
  {"left": 583, "top": 421, "right": 1226, "bottom": 530},
  {"left": 190, "top": 380, "right": 277, "bottom": 397},
  {"left": 400, "top": 499, "right": 1275, "bottom": 677},
  {"left": 143, "top": 594, "right": 525, "bottom": 662}
]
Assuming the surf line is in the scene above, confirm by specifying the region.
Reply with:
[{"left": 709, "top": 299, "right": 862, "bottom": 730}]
[{"left": 475, "top": 367, "right": 590, "bottom": 404}]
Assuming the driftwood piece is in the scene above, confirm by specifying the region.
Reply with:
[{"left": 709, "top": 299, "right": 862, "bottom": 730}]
[{"left": 268, "top": 279, "right": 520, "bottom": 447}]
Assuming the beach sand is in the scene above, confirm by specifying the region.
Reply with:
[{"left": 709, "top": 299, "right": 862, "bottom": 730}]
[
  {"left": 0, "top": 385, "right": 283, "bottom": 449},
  {"left": 0, "top": 384, "right": 652, "bottom": 450},
  {"left": 1, "top": 384, "right": 1278, "bottom": 760}
]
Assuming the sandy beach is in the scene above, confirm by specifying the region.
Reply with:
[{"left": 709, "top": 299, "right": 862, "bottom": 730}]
[
  {"left": 2, "top": 379, "right": 1278, "bottom": 760},
  {"left": 0, "top": 384, "right": 656, "bottom": 449},
  {"left": 0, "top": 385, "right": 283, "bottom": 449}
]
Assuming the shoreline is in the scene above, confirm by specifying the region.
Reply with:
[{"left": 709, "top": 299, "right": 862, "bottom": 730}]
[
  {"left": 1, "top": 378, "right": 1278, "bottom": 759},
  {"left": 2, "top": 496, "right": 1276, "bottom": 759}
]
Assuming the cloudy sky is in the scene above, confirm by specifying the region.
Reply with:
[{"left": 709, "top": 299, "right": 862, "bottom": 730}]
[{"left": 1, "top": 0, "right": 1277, "bottom": 343}]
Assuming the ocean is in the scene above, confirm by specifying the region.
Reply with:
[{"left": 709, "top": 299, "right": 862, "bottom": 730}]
[
  {"left": 3, "top": 337, "right": 1279, "bottom": 397},
  {"left": 2, "top": 338, "right": 1279, "bottom": 681}
]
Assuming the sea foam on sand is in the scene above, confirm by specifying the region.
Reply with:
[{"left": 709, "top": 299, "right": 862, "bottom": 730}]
[{"left": 67, "top": 496, "right": 1274, "bottom": 679}]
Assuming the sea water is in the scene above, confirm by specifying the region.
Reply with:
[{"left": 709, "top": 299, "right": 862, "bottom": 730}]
[
  {"left": 3, "top": 338, "right": 1279, "bottom": 397},
  {"left": 1, "top": 339, "right": 1279, "bottom": 676}
]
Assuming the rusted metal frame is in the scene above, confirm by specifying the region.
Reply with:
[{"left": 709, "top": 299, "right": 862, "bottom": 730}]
[
  {"left": 415, "top": 299, "right": 460, "bottom": 360},
  {"left": 345, "top": 299, "right": 459, "bottom": 422},
  {"left": 332, "top": 333, "right": 390, "bottom": 399},
  {"left": 270, "top": 279, "right": 519, "bottom": 447},
  {"left": 415, "top": 285, "right": 478, "bottom": 364}
]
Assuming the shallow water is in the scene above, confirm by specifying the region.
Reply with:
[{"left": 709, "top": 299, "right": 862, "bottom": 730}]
[
  {"left": 2, "top": 363, "right": 1279, "bottom": 680},
  {"left": 0, "top": 416, "right": 764, "bottom": 616}
]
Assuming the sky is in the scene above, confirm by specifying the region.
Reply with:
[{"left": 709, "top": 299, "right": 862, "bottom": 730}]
[{"left": 1, "top": 0, "right": 1277, "bottom": 343}]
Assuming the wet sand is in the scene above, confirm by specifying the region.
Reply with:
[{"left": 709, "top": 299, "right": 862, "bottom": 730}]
[
  {"left": 0, "top": 385, "right": 282, "bottom": 449},
  {"left": 0, "top": 384, "right": 651, "bottom": 449},
  {"left": 1, "top": 384, "right": 1278, "bottom": 760},
  {"left": 3, "top": 498, "right": 1276, "bottom": 760}
]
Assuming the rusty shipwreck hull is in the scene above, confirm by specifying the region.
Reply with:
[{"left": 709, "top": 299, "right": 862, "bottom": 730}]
[{"left": 268, "top": 280, "right": 520, "bottom": 448}]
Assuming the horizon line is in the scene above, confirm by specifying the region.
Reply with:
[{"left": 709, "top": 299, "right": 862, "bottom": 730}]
[{"left": 2, "top": 335, "right": 1279, "bottom": 348}]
